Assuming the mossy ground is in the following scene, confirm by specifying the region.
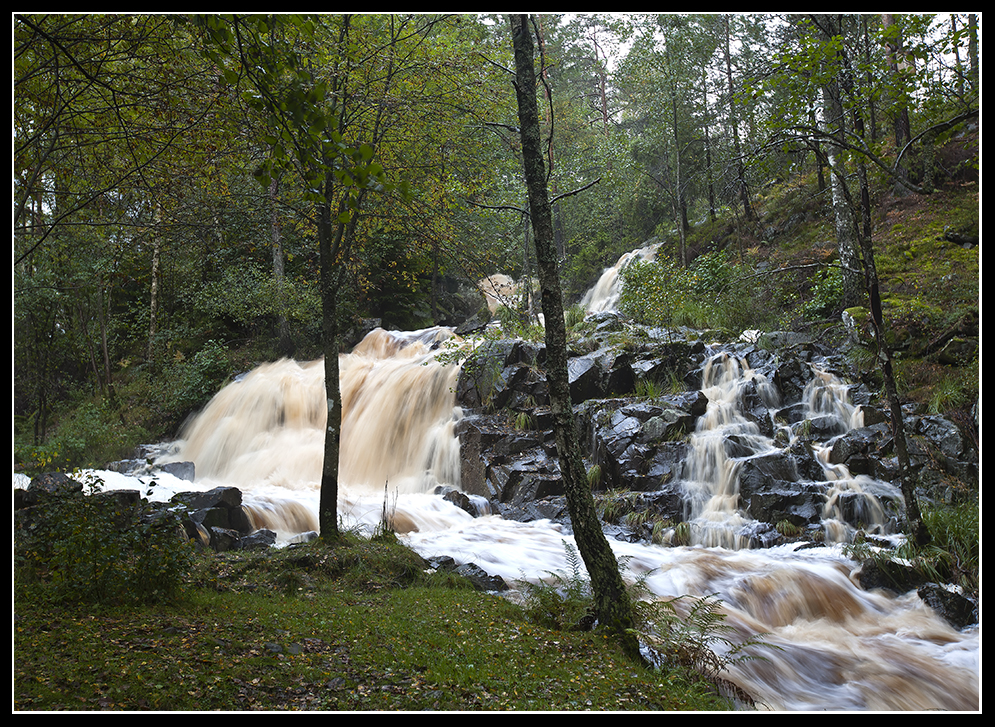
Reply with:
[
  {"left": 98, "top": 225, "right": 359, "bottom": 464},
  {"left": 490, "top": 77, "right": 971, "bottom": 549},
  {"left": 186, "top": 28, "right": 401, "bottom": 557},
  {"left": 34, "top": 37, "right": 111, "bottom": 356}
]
[{"left": 14, "top": 536, "right": 732, "bottom": 712}]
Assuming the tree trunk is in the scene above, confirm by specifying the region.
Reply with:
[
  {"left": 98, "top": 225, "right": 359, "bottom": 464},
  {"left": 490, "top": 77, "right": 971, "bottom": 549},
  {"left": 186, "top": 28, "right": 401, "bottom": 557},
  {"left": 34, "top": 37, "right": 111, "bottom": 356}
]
[
  {"left": 881, "top": 14, "right": 912, "bottom": 194},
  {"left": 841, "top": 34, "right": 928, "bottom": 545},
  {"left": 317, "top": 191, "right": 340, "bottom": 540},
  {"left": 817, "top": 16, "right": 863, "bottom": 308},
  {"left": 317, "top": 168, "right": 370, "bottom": 542},
  {"left": 702, "top": 68, "right": 717, "bottom": 223},
  {"left": 671, "top": 90, "right": 688, "bottom": 266},
  {"left": 147, "top": 208, "right": 162, "bottom": 363},
  {"left": 967, "top": 15, "right": 979, "bottom": 89},
  {"left": 97, "top": 285, "right": 117, "bottom": 407},
  {"left": 509, "top": 14, "right": 639, "bottom": 659}
]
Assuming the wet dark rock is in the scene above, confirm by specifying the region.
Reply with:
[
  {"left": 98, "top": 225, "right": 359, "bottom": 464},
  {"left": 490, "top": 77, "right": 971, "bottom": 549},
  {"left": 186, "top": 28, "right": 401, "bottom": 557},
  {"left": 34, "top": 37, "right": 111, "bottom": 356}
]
[
  {"left": 784, "top": 439, "right": 828, "bottom": 481},
  {"left": 853, "top": 556, "right": 927, "bottom": 594},
  {"left": 240, "top": 528, "right": 278, "bottom": 550},
  {"left": 435, "top": 485, "right": 486, "bottom": 517},
  {"left": 495, "top": 497, "right": 572, "bottom": 525},
  {"left": 914, "top": 414, "right": 968, "bottom": 459},
  {"left": 829, "top": 423, "right": 893, "bottom": 477},
  {"left": 454, "top": 562, "right": 509, "bottom": 591},
  {"left": 736, "top": 520, "right": 782, "bottom": 548},
  {"left": 172, "top": 486, "right": 254, "bottom": 534},
  {"left": 207, "top": 527, "right": 242, "bottom": 552},
  {"left": 106, "top": 458, "right": 149, "bottom": 475},
  {"left": 159, "top": 460, "right": 196, "bottom": 482},
  {"left": 744, "top": 481, "right": 827, "bottom": 528},
  {"left": 937, "top": 336, "right": 978, "bottom": 365},
  {"left": 791, "top": 414, "right": 846, "bottom": 441},
  {"left": 738, "top": 381, "right": 776, "bottom": 438},
  {"left": 568, "top": 354, "right": 605, "bottom": 402},
  {"left": 428, "top": 557, "right": 509, "bottom": 592},
  {"left": 917, "top": 583, "right": 978, "bottom": 629},
  {"left": 15, "top": 472, "right": 83, "bottom": 508}
]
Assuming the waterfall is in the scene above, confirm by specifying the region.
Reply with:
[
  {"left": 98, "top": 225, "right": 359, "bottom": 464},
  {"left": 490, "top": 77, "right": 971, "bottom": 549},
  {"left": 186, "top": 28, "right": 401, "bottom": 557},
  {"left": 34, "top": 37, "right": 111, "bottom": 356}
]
[
  {"left": 160, "top": 326, "right": 467, "bottom": 539},
  {"left": 681, "top": 352, "right": 781, "bottom": 549},
  {"left": 799, "top": 369, "right": 900, "bottom": 544},
  {"left": 479, "top": 274, "right": 518, "bottom": 315},
  {"left": 581, "top": 243, "right": 661, "bottom": 314},
  {"left": 56, "top": 324, "right": 977, "bottom": 710}
]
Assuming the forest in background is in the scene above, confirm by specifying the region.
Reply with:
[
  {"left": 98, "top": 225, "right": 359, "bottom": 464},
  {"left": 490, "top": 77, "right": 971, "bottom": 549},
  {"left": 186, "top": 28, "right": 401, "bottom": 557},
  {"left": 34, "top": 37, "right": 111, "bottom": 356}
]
[{"left": 13, "top": 13, "right": 980, "bottom": 474}]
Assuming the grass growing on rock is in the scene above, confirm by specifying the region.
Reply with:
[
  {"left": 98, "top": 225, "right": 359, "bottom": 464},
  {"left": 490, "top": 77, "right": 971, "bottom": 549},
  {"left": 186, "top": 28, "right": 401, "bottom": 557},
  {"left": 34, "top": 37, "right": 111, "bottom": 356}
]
[{"left": 14, "top": 534, "right": 733, "bottom": 712}]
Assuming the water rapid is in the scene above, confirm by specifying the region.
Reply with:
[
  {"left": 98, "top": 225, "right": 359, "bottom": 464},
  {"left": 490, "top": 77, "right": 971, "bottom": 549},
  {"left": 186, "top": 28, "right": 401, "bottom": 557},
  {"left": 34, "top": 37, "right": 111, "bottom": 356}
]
[{"left": 52, "top": 321, "right": 977, "bottom": 711}]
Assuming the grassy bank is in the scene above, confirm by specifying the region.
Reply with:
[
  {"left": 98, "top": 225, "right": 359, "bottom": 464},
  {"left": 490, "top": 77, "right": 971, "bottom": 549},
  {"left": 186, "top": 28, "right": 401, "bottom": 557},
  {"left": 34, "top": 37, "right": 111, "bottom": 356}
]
[{"left": 14, "top": 534, "right": 733, "bottom": 712}]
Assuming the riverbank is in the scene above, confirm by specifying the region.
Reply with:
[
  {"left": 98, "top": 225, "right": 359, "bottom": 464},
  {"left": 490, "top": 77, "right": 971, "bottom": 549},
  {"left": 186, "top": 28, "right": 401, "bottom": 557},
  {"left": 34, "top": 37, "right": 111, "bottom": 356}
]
[{"left": 14, "top": 535, "right": 735, "bottom": 712}]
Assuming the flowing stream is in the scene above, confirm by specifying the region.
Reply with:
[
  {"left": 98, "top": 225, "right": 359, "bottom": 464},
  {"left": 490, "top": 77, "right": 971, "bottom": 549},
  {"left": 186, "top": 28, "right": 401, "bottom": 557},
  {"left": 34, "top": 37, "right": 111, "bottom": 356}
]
[{"left": 36, "top": 257, "right": 978, "bottom": 710}]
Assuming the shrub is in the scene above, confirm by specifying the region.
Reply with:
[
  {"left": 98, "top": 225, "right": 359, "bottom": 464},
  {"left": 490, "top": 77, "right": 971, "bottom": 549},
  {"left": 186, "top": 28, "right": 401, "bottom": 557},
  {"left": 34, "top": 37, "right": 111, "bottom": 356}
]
[
  {"left": 18, "top": 400, "right": 150, "bottom": 473},
  {"left": 148, "top": 338, "right": 233, "bottom": 431},
  {"left": 799, "top": 266, "right": 845, "bottom": 320},
  {"left": 517, "top": 542, "right": 595, "bottom": 631},
  {"left": 15, "top": 474, "right": 195, "bottom": 605},
  {"left": 688, "top": 250, "right": 736, "bottom": 299},
  {"left": 618, "top": 258, "right": 687, "bottom": 328},
  {"left": 618, "top": 251, "right": 756, "bottom": 332},
  {"left": 922, "top": 500, "right": 979, "bottom": 592}
]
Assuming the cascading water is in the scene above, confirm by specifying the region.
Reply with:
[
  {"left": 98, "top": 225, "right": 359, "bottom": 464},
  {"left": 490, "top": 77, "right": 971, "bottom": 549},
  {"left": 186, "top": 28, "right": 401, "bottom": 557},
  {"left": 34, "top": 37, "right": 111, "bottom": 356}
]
[
  {"left": 158, "top": 326, "right": 470, "bottom": 541},
  {"left": 679, "top": 351, "right": 903, "bottom": 550},
  {"left": 581, "top": 243, "right": 661, "bottom": 314},
  {"left": 479, "top": 273, "right": 519, "bottom": 315},
  {"left": 801, "top": 369, "right": 900, "bottom": 544},
  {"left": 46, "top": 304, "right": 977, "bottom": 709},
  {"left": 681, "top": 352, "right": 782, "bottom": 549}
]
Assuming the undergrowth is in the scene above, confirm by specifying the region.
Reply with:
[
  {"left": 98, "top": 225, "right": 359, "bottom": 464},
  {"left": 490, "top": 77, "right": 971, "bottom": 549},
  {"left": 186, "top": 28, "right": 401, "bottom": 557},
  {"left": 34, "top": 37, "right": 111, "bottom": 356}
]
[
  {"left": 516, "top": 542, "right": 773, "bottom": 706},
  {"left": 842, "top": 499, "right": 979, "bottom": 594},
  {"left": 15, "top": 531, "right": 733, "bottom": 711},
  {"left": 15, "top": 473, "right": 195, "bottom": 606}
]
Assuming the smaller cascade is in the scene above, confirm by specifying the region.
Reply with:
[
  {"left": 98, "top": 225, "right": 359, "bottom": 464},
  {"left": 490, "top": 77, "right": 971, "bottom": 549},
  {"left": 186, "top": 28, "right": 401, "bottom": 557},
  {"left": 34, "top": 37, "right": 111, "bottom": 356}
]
[
  {"left": 677, "top": 350, "right": 902, "bottom": 549},
  {"left": 799, "top": 369, "right": 901, "bottom": 543},
  {"left": 581, "top": 242, "right": 661, "bottom": 314},
  {"left": 681, "top": 352, "right": 780, "bottom": 549},
  {"left": 478, "top": 274, "right": 518, "bottom": 315}
]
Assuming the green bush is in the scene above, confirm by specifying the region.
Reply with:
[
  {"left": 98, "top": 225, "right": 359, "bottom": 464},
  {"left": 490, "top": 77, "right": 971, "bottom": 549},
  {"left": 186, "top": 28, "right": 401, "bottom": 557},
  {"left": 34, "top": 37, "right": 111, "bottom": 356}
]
[
  {"left": 618, "top": 254, "right": 735, "bottom": 330},
  {"left": 148, "top": 338, "right": 232, "bottom": 430},
  {"left": 922, "top": 500, "right": 979, "bottom": 592},
  {"left": 618, "top": 252, "right": 792, "bottom": 334},
  {"left": 15, "top": 474, "right": 195, "bottom": 605},
  {"left": 618, "top": 257, "right": 690, "bottom": 328},
  {"left": 799, "top": 266, "right": 845, "bottom": 320},
  {"left": 688, "top": 250, "right": 736, "bottom": 299}
]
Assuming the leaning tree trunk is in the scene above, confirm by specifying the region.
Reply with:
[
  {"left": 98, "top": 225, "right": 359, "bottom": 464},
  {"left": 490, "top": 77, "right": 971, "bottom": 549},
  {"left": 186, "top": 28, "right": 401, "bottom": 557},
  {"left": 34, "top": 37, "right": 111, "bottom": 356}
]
[
  {"left": 509, "top": 14, "right": 640, "bottom": 660},
  {"left": 841, "top": 39, "right": 928, "bottom": 545}
]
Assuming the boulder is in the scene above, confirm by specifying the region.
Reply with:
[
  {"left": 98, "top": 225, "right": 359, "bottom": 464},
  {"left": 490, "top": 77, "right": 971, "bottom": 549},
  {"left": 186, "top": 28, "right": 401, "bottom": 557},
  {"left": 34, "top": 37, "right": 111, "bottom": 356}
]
[{"left": 917, "top": 583, "right": 978, "bottom": 629}]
